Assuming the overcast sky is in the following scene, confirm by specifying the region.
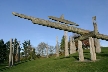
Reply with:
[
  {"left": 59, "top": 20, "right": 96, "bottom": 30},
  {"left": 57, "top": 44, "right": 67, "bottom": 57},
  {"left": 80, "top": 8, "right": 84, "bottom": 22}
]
[{"left": 0, "top": 0, "right": 108, "bottom": 47}]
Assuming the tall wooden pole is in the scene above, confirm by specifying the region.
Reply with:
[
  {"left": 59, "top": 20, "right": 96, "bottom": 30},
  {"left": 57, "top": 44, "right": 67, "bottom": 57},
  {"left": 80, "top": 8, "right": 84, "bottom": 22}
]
[
  {"left": 46, "top": 44, "right": 49, "bottom": 58},
  {"left": 56, "top": 36, "right": 59, "bottom": 57},
  {"left": 18, "top": 41, "right": 20, "bottom": 62},
  {"left": 9, "top": 38, "right": 13, "bottom": 67},
  {"left": 16, "top": 42, "right": 19, "bottom": 62},
  {"left": 70, "top": 36, "right": 72, "bottom": 54},
  {"left": 64, "top": 31, "right": 69, "bottom": 57},
  {"left": 60, "top": 15, "right": 69, "bottom": 57},
  {"left": 78, "top": 40, "right": 84, "bottom": 61},
  {"left": 92, "top": 16, "right": 101, "bottom": 53},
  {"left": 12, "top": 39, "right": 16, "bottom": 66}
]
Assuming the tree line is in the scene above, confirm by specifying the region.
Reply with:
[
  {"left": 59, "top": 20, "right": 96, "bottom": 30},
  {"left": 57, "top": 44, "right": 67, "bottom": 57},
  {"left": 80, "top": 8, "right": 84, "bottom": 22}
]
[{"left": 0, "top": 33, "right": 90, "bottom": 65}]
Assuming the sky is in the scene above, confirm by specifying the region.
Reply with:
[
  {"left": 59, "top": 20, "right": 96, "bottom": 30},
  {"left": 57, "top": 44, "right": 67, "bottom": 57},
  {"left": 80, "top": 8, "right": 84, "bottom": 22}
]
[{"left": 0, "top": 0, "right": 108, "bottom": 48}]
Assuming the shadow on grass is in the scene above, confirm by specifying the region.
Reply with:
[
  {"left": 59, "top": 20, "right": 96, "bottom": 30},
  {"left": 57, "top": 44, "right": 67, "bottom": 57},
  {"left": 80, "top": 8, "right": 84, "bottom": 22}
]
[
  {"left": 101, "top": 52, "right": 104, "bottom": 53},
  {"left": 14, "top": 62, "right": 23, "bottom": 66},
  {"left": 53, "top": 56, "right": 71, "bottom": 60},
  {"left": 0, "top": 60, "right": 30, "bottom": 71},
  {"left": 97, "top": 53, "right": 108, "bottom": 57},
  {"left": 73, "top": 56, "right": 91, "bottom": 61},
  {"left": 0, "top": 63, "right": 9, "bottom": 71},
  {"left": 84, "top": 53, "right": 89, "bottom": 55},
  {"left": 60, "top": 56, "right": 70, "bottom": 59},
  {"left": 0, "top": 66, "right": 10, "bottom": 72},
  {"left": 84, "top": 57, "right": 91, "bottom": 60},
  {"left": 14, "top": 60, "right": 29, "bottom": 66},
  {"left": 0, "top": 69, "right": 3, "bottom": 71},
  {"left": 83, "top": 52, "right": 89, "bottom": 53},
  {"left": 73, "top": 56, "right": 79, "bottom": 60}
]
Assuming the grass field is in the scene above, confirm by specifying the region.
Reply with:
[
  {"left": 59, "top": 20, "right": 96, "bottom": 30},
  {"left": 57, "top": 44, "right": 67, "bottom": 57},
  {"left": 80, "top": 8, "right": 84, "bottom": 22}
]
[{"left": 0, "top": 47, "right": 108, "bottom": 72}]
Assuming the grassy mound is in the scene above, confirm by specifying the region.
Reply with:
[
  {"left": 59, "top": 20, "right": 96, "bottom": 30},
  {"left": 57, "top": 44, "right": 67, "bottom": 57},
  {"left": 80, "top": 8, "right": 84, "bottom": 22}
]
[{"left": 0, "top": 47, "right": 108, "bottom": 72}]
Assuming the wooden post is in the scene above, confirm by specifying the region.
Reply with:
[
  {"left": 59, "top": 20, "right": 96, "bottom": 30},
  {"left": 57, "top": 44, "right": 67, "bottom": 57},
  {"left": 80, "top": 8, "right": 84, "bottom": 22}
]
[
  {"left": 12, "top": 39, "right": 16, "bottom": 66},
  {"left": 89, "top": 37, "right": 96, "bottom": 61},
  {"left": 60, "top": 15, "right": 69, "bottom": 57},
  {"left": 16, "top": 43, "right": 19, "bottom": 62},
  {"left": 46, "top": 44, "right": 49, "bottom": 58},
  {"left": 70, "top": 36, "right": 72, "bottom": 54},
  {"left": 72, "top": 38, "right": 76, "bottom": 53},
  {"left": 70, "top": 36, "right": 76, "bottom": 54},
  {"left": 18, "top": 41, "right": 20, "bottom": 62},
  {"left": 92, "top": 16, "right": 101, "bottom": 53},
  {"left": 94, "top": 38, "right": 101, "bottom": 53},
  {"left": 9, "top": 38, "right": 13, "bottom": 67},
  {"left": 64, "top": 31, "right": 69, "bottom": 57},
  {"left": 56, "top": 36, "right": 59, "bottom": 57},
  {"left": 78, "top": 40, "right": 84, "bottom": 61}
]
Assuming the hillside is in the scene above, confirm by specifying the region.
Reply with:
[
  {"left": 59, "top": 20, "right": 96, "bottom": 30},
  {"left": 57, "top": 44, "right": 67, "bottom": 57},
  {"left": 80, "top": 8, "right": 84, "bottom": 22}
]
[{"left": 0, "top": 47, "right": 108, "bottom": 72}]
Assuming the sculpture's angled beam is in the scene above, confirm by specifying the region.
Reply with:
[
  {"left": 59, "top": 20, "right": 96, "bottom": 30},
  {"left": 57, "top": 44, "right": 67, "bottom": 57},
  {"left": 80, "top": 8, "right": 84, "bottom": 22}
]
[
  {"left": 48, "top": 16, "right": 79, "bottom": 26},
  {"left": 12, "top": 12, "right": 89, "bottom": 35},
  {"left": 12, "top": 12, "right": 108, "bottom": 41},
  {"left": 74, "top": 32, "right": 108, "bottom": 41},
  {"left": 96, "top": 34, "right": 108, "bottom": 41},
  {"left": 74, "top": 22, "right": 108, "bottom": 41},
  {"left": 31, "top": 19, "right": 108, "bottom": 41},
  {"left": 74, "top": 31, "right": 95, "bottom": 42}
]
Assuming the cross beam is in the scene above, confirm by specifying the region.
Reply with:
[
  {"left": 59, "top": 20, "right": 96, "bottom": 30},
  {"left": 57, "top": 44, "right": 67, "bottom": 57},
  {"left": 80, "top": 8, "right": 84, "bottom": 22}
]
[
  {"left": 74, "top": 31, "right": 95, "bottom": 42},
  {"left": 74, "top": 21, "right": 99, "bottom": 41},
  {"left": 48, "top": 16, "right": 79, "bottom": 26}
]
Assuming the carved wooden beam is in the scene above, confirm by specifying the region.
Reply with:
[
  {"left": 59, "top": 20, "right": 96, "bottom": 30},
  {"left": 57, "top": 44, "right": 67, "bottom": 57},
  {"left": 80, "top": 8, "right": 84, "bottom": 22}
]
[
  {"left": 74, "top": 31, "right": 95, "bottom": 42},
  {"left": 12, "top": 12, "right": 89, "bottom": 35},
  {"left": 12, "top": 12, "right": 108, "bottom": 41},
  {"left": 74, "top": 22, "right": 100, "bottom": 41},
  {"left": 48, "top": 16, "right": 79, "bottom": 26}
]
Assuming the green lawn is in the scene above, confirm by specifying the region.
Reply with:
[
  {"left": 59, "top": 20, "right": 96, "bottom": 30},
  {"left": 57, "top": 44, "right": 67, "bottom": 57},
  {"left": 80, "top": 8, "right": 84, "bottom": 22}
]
[{"left": 0, "top": 48, "right": 108, "bottom": 72}]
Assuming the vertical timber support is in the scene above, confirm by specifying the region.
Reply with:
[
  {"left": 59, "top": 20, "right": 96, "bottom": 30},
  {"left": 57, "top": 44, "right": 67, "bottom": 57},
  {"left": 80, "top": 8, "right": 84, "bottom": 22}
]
[
  {"left": 11, "top": 39, "right": 13, "bottom": 66},
  {"left": 17, "top": 44, "right": 18, "bottom": 62},
  {"left": 70, "top": 36, "right": 72, "bottom": 54},
  {"left": 78, "top": 40, "right": 84, "bottom": 61},
  {"left": 89, "top": 37, "right": 96, "bottom": 61},
  {"left": 92, "top": 16, "right": 101, "bottom": 53},
  {"left": 12, "top": 39, "right": 15, "bottom": 66},
  {"left": 70, "top": 36, "right": 76, "bottom": 54},
  {"left": 94, "top": 38, "right": 101, "bottom": 53},
  {"left": 9, "top": 38, "right": 13, "bottom": 67},
  {"left": 56, "top": 36, "right": 59, "bottom": 57},
  {"left": 72, "top": 38, "right": 76, "bottom": 53},
  {"left": 46, "top": 44, "right": 49, "bottom": 58},
  {"left": 64, "top": 31, "right": 69, "bottom": 57},
  {"left": 18, "top": 41, "right": 20, "bottom": 62},
  {"left": 60, "top": 14, "right": 69, "bottom": 57},
  {"left": 16, "top": 42, "right": 19, "bottom": 62}
]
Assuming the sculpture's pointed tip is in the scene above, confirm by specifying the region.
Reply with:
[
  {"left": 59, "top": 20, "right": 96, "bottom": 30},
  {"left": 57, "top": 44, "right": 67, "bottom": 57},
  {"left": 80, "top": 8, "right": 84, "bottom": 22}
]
[
  {"left": 12, "top": 12, "right": 18, "bottom": 16},
  {"left": 60, "top": 14, "right": 64, "bottom": 19},
  {"left": 12, "top": 12, "right": 14, "bottom": 14},
  {"left": 92, "top": 16, "right": 96, "bottom": 20}
]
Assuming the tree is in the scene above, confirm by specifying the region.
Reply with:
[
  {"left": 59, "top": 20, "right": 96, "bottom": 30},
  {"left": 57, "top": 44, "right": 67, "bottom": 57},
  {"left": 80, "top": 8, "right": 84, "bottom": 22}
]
[
  {"left": 22, "top": 40, "right": 34, "bottom": 60},
  {"left": 48, "top": 45, "right": 55, "bottom": 56},
  {"left": 60, "top": 35, "right": 65, "bottom": 51},
  {"left": 36, "top": 42, "right": 48, "bottom": 57},
  {"left": 49, "top": 46, "right": 55, "bottom": 54},
  {"left": 36, "top": 42, "right": 56, "bottom": 58},
  {"left": 0, "top": 39, "right": 8, "bottom": 64},
  {"left": 29, "top": 46, "right": 36, "bottom": 60},
  {"left": 60, "top": 35, "right": 70, "bottom": 51}
]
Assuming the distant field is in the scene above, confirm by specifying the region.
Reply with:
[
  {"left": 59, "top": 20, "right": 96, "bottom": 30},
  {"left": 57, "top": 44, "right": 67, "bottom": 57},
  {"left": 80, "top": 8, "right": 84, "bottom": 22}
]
[{"left": 0, "top": 47, "right": 108, "bottom": 72}]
